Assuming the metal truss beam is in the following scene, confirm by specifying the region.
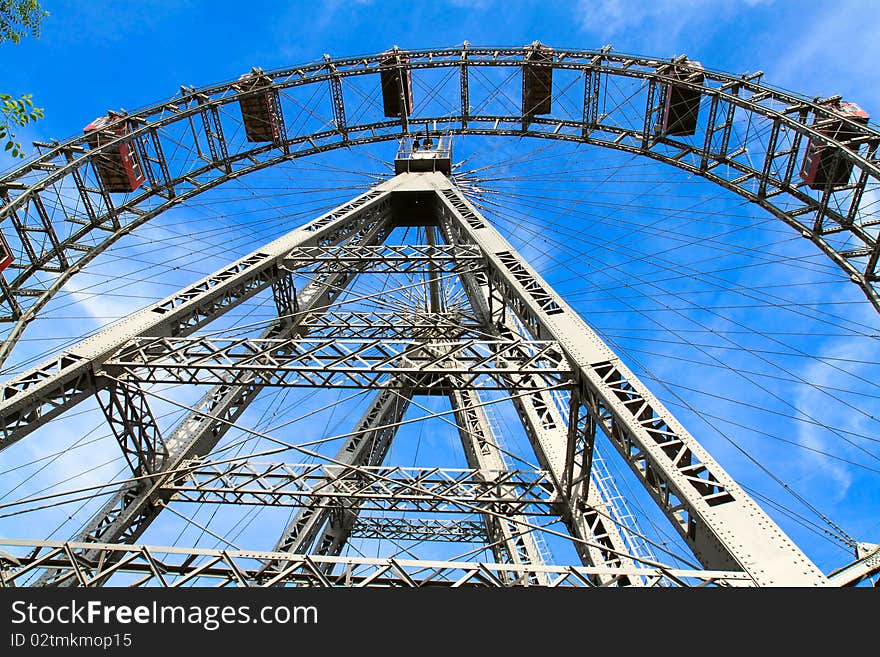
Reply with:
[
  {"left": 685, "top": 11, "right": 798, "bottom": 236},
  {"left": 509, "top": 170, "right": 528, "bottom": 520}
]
[
  {"left": 268, "top": 382, "right": 412, "bottom": 559},
  {"left": 459, "top": 44, "right": 469, "bottom": 129},
  {"left": 448, "top": 384, "right": 549, "bottom": 583},
  {"left": 194, "top": 95, "right": 231, "bottom": 173},
  {"left": 449, "top": 234, "right": 642, "bottom": 584},
  {"left": 163, "top": 462, "right": 557, "bottom": 515},
  {"left": 0, "top": 539, "right": 752, "bottom": 587},
  {"left": 0, "top": 190, "right": 391, "bottom": 448},
  {"left": 327, "top": 66, "right": 348, "bottom": 141},
  {"left": 350, "top": 517, "right": 486, "bottom": 542},
  {"left": 299, "top": 310, "right": 484, "bottom": 340},
  {"left": 284, "top": 243, "right": 484, "bottom": 275},
  {"left": 139, "top": 124, "right": 176, "bottom": 198},
  {"left": 510, "top": 368, "right": 640, "bottom": 583},
  {"left": 271, "top": 273, "right": 298, "bottom": 320},
  {"left": 95, "top": 379, "right": 168, "bottom": 477},
  {"left": 582, "top": 63, "right": 601, "bottom": 136},
  {"left": 105, "top": 336, "right": 570, "bottom": 390},
  {"left": 430, "top": 173, "right": 829, "bottom": 585}
]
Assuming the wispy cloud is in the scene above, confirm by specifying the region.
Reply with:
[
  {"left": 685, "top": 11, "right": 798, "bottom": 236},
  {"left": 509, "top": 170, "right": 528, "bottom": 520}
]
[
  {"left": 791, "top": 339, "right": 876, "bottom": 499},
  {"left": 756, "top": 4, "right": 880, "bottom": 117},
  {"left": 59, "top": 257, "right": 169, "bottom": 331},
  {"left": 574, "top": 0, "right": 773, "bottom": 41}
]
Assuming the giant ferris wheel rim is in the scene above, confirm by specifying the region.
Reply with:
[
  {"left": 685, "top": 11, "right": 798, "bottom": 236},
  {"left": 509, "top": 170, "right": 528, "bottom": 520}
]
[
  {"left": 1, "top": 42, "right": 879, "bottom": 365},
  {"left": 7, "top": 44, "right": 880, "bottom": 169}
]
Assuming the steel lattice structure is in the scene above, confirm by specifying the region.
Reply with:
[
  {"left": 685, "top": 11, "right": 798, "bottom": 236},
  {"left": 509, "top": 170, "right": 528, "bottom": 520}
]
[{"left": 0, "top": 44, "right": 878, "bottom": 588}]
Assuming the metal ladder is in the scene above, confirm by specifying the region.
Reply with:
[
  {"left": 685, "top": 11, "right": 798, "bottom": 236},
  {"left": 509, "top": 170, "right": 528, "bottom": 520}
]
[
  {"left": 547, "top": 389, "right": 660, "bottom": 570},
  {"left": 481, "top": 397, "right": 554, "bottom": 565}
]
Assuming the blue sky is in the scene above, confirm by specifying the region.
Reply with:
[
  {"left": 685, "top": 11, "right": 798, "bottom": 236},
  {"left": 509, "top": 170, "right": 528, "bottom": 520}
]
[
  {"left": 2, "top": 0, "right": 880, "bottom": 154},
  {"left": 0, "top": 0, "right": 878, "bottom": 583}
]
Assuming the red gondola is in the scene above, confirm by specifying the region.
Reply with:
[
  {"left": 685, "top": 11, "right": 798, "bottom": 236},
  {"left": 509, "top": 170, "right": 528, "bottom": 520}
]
[
  {"left": 237, "top": 71, "right": 282, "bottom": 143},
  {"left": 801, "top": 100, "right": 870, "bottom": 190},
  {"left": 0, "top": 231, "right": 12, "bottom": 273},
  {"left": 83, "top": 114, "right": 145, "bottom": 193}
]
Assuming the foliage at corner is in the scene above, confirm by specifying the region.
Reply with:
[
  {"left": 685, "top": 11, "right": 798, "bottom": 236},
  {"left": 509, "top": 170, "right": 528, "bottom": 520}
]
[
  {"left": 1, "top": 0, "right": 48, "bottom": 159},
  {"left": 1, "top": 93, "right": 43, "bottom": 157},
  {"left": 0, "top": 0, "right": 47, "bottom": 44}
]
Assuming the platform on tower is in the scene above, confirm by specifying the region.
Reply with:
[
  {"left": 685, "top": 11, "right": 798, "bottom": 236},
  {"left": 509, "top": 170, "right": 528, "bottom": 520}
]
[{"left": 394, "top": 133, "right": 453, "bottom": 176}]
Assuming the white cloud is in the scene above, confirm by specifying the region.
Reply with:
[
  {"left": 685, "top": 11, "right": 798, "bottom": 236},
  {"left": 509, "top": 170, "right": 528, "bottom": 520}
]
[
  {"left": 60, "top": 276, "right": 151, "bottom": 329},
  {"left": 760, "top": 5, "right": 880, "bottom": 118},
  {"left": 574, "top": 0, "right": 769, "bottom": 39},
  {"left": 793, "top": 351, "right": 857, "bottom": 497}
]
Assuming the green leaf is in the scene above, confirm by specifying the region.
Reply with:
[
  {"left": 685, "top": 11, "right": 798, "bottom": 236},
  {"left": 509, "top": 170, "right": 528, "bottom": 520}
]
[{"left": 0, "top": 1, "right": 48, "bottom": 45}]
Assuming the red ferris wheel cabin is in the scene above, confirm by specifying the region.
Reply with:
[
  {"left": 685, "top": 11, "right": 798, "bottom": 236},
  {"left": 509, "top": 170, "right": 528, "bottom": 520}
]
[
  {"left": 237, "top": 71, "right": 283, "bottom": 143},
  {"left": 801, "top": 100, "right": 870, "bottom": 190},
  {"left": 83, "top": 114, "right": 145, "bottom": 193},
  {"left": 0, "top": 232, "right": 12, "bottom": 274}
]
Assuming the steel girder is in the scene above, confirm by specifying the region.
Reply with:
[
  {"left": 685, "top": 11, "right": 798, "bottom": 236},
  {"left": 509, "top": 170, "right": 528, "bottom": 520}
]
[
  {"left": 297, "top": 310, "right": 484, "bottom": 340},
  {"left": 30, "top": 195, "right": 394, "bottom": 585},
  {"left": 447, "top": 384, "right": 549, "bottom": 583},
  {"left": 283, "top": 244, "right": 484, "bottom": 275},
  {"left": 0, "top": 190, "right": 391, "bottom": 448},
  {"left": 163, "top": 462, "right": 557, "bottom": 515},
  {"left": 2, "top": 46, "right": 880, "bottom": 364},
  {"left": 103, "top": 336, "right": 570, "bottom": 390},
  {"left": 0, "top": 539, "right": 751, "bottom": 587},
  {"left": 349, "top": 518, "right": 487, "bottom": 543},
  {"left": 427, "top": 172, "right": 829, "bottom": 585},
  {"left": 449, "top": 227, "right": 642, "bottom": 584},
  {"left": 95, "top": 381, "right": 169, "bottom": 477}
]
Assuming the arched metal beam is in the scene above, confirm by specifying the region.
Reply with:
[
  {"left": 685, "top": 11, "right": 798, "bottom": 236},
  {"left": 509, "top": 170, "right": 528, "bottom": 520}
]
[{"left": 1, "top": 45, "right": 878, "bottom": 364}]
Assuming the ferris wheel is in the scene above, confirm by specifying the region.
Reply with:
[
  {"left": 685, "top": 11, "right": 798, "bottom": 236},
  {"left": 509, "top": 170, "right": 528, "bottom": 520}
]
[{"left": 0, "top": 42, "right": 878, "bottom": 587}]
